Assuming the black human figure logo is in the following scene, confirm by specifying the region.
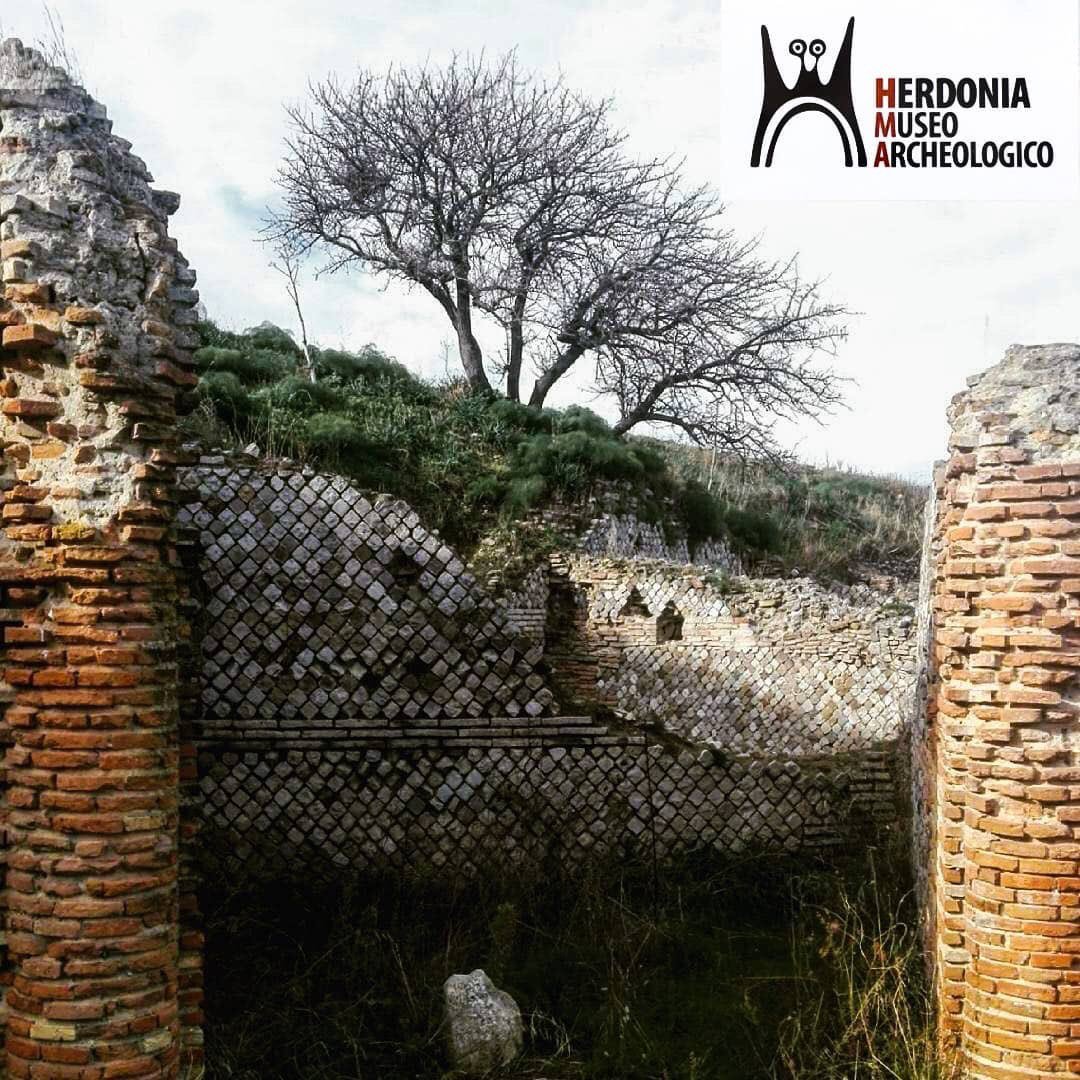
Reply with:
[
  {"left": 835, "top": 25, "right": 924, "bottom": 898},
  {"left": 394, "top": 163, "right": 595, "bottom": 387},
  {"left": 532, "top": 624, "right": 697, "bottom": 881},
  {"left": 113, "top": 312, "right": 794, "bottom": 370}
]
[{"left": 751, "top": 16, "right": 867, "bottom": 167}]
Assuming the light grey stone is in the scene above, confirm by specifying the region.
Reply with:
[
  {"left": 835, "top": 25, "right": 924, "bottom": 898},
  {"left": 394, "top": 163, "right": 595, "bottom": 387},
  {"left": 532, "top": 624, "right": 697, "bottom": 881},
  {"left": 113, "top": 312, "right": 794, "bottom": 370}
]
[{"left": 443, "top": 969, "right": 523, "bottom": 1075}]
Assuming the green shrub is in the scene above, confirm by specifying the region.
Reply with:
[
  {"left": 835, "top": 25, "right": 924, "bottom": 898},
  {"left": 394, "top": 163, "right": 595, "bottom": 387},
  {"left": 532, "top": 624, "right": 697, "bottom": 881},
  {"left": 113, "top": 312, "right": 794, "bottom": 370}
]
[
  {"left": 263, "top": 375, "right": 349, "bottom": 413},
  {"left": 313, "top": 344, "right": 418, "bottom": 386},
  {"left": 655, "top": 442, "right": 926, "bottom": 580},
  {"left": 676, "top": 479, "right": 728, "bottom": 553},
  {"left": 721, "top": 505, "right": 783, "bottom": 556},
  {"left": 552, "top": 405, "right": 612, "bottom": 438},
  {"left": 504, "top": 474, "right": 548, "bottom": 516},
  {"left": 197, "top": 370, "right": 258, "bottom": 421},
  {"left": 465, "top": 473, "right": 510, "bottom": 507},
  {"left": 194, "top": 345, "right": 294, "bottom": 385},
  {"left": 244, "top": 321, "right": 304, "bottom": 356},
  {"left": 184, "top": 319, "right": 925, "bottom": 580},
  {"left": 486, "top": 397, "right": 554, "bottom": 436},
  {"left": 302, "top": 412, "right": 375, "bottom": 458}
]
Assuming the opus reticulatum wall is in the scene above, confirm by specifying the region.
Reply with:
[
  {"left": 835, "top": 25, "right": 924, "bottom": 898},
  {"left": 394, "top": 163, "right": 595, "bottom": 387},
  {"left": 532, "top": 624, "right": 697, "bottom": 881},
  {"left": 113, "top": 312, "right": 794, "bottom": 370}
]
[{"left": 179, "top": 456, "right": 912, "bottom": 884}]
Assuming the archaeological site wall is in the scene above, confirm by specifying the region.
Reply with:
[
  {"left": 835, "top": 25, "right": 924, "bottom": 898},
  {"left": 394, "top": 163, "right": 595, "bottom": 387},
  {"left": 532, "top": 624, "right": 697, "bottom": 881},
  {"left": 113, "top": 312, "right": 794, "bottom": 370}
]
[
  {"left": 180, "top": 454, "right": 915, "bottom": 883},
  {"left": 547, "top": 555, "right": 916, "bottom": 754},
  {"left": 17, "top": 19, "right": 1080, "bottom": 1080},
  {"left": 0, "top": 40, "right": 925, "bottom": 1078},
  {"left": 922, "top": 344, "right": 1080, "bottom": 1077},
  {"left": 575, "top": 510, "right": 746, "bottom": 573},
  {"left": 0, "top": 39, "right": 200, "bottom": 1078}
]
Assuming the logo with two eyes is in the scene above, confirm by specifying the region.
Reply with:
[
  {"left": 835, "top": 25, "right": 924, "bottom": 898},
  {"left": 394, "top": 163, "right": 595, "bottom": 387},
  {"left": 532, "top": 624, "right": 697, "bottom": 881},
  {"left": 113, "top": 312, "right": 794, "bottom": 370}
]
[{"left": 751, "top": 16, "right": 867, "bottom": 167}]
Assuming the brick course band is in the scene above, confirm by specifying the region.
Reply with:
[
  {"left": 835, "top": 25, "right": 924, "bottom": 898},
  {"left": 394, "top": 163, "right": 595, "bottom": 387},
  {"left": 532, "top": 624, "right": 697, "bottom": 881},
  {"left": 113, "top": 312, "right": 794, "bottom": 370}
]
[
  {"left": 924, "top": 344, "right": 1080, "bottom": 1076},
  {"left": 0, "top": 39, "right": 200, "bottom": 1077}
]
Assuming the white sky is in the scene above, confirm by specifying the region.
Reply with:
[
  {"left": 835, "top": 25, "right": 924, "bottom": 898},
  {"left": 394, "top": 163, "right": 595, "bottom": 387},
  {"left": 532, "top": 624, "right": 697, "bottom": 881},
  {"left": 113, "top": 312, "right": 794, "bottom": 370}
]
[{"left": 9, "top": 0, "right": 1080, "bottom": 481}]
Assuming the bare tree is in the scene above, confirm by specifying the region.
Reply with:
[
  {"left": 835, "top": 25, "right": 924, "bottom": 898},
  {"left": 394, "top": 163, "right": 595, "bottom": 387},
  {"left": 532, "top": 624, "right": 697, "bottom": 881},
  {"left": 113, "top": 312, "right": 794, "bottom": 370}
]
[
  {"left": 272, "top": 52, "right": 848, "bottom": 452},
  {"left": 270, "top": 241, "right": 316, "bottom": 382}
]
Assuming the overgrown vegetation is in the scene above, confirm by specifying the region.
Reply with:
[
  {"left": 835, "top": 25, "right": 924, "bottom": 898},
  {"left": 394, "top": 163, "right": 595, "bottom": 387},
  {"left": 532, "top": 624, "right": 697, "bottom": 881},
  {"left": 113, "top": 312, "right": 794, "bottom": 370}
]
[
  {"left": 183, "top": 321, "right": 925, "bottom": 581},
  {"left": 662, "top": 445, "right": 926, "bottom": 581},
  {"left": 185, "top": 321, "right": 681, "bottom": 559},
  {"left": 201, "top": 838, "right": 954, "bottom": 1079}
]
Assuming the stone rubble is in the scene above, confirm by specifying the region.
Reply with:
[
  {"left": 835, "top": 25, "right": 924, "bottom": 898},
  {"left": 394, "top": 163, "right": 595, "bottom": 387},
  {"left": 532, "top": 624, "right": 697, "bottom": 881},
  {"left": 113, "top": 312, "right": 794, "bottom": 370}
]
[{"left": 443, "top": 969, "right": 523, "bottom": 1075}]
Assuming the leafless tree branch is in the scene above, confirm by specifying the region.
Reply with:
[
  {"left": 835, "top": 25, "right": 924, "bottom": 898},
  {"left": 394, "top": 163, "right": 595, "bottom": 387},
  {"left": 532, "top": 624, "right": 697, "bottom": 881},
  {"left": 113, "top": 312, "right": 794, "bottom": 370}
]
[
  {"left": 270, "top": 52, "right": 849, "bottom": 451},
  {"left": 270, "top": 239, "right": 316, "bottom": 382}
]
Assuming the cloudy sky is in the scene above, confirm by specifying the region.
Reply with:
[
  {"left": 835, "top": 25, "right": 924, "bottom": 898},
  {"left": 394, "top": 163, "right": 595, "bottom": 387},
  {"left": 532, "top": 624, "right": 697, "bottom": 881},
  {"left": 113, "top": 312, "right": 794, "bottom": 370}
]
[{"left": 7, "top": 1, "right": 1080, "bottom": 480}]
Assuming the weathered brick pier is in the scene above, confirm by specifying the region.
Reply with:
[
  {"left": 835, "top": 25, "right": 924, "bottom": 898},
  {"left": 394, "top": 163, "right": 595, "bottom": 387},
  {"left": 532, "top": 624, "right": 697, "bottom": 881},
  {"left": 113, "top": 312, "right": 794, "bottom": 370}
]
[
  {"left": 923, "top": 344, "right": 1080, "bottom": 1076},
  {"left": 0, "top": 38, "right": 200, "bottom": 1078}
]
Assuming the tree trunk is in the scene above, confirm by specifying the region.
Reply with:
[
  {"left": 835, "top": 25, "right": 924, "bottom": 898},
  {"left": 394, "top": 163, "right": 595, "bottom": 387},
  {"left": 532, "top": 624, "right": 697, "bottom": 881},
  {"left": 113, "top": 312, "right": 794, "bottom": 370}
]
[
  {"left": 454, "top": 276, "right": 491, "bottom": 393},
  {"left": 454, "top": 325, "right": 488, "bottom": 392},
  {"left": 292, "top": 288, "right": 315, "bottom": 384},
  {"left": 505, "top": 292, "right": 527, "bottom": 402},
  {"left": 527, "top": 343, "right": 583, "bottom": 407}
]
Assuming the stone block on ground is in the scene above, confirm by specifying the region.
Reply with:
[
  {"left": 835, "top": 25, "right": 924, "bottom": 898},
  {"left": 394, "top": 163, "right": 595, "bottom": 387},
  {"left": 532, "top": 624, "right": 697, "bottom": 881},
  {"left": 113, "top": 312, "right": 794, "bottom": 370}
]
[{"left": 444, "top": 968, "right": 524, "bottom": 1075}]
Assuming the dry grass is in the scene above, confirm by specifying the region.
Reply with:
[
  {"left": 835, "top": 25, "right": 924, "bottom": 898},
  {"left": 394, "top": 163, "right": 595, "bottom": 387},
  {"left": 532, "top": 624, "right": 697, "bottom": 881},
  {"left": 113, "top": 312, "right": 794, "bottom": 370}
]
[
  {"left": 655, "top": 442, "right": 928, "bottom": 581},
  {"left": 776, "top": 860, "right": 961, "bottom": 1080},
  {"left": 200, "top": 840, "right": 950, "bottom": 1079}
]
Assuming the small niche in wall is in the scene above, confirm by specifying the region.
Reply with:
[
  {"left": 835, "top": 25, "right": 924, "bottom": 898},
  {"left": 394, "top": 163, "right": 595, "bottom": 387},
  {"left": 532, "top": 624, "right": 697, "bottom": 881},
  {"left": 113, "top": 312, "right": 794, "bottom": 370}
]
[
  {"left": 388, "top": 549, "right": 424, "bottom": 604},
  {"left": 656, "top": 601, "right": 684, "bottom": 642},
  {"left": 617, "top": 586, "right": 651, "bottom": 619}
]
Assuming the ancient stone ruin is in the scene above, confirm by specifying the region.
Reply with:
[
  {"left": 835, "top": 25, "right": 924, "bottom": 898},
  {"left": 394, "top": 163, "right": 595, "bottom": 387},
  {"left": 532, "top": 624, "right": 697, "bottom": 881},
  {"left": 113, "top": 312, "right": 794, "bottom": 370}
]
[
  {"left": 0, "top": 39, "right": 200, "bottom": 1076},
  {"left": 2, "top": 32, "right": 1080, "bottom": 1080},
  {"left": 180, "top": 453, "right": 908, "bottom": 880},
  {"left": 918, "top": 343, "right": 1080, "bottom": 1077}
]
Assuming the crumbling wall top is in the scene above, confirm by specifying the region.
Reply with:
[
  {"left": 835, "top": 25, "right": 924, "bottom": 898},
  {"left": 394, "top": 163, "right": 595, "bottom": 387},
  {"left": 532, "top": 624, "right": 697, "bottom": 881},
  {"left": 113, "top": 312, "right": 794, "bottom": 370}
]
[
  {"left": 0, "top": 36, "right": 181, "bottom": 219},
  {"left": 948, "top": 342, "right": 1080, "bottom": 459},
  {"left": 0, "top": 36, "right": 198, "bottom": 526}
]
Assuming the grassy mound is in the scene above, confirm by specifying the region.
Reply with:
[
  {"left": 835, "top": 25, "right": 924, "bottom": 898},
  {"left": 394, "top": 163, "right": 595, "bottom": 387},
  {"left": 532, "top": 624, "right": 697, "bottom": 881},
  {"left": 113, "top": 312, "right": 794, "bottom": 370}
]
[
  {"left": 182, "top": 321, "right": 926, "bottom": 580},
  {"left": 186, "top": 322, "right": 681, "bottom": 557}
]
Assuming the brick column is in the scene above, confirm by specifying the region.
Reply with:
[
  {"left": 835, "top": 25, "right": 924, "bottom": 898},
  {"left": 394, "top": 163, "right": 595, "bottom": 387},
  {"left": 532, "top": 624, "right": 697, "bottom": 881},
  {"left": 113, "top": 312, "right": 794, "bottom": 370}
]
[
  {"left": 0, "top": 38, "right": 200, "bottom": 1077},
  {"left": 927, "top": 344, "right": 1080, "bottom": 1076}
]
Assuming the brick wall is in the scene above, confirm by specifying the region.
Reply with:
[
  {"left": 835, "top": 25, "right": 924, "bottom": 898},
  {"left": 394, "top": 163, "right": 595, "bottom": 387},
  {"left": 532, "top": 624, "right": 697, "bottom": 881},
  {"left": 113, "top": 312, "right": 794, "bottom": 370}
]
[
  {"left": 196, "top": 741, "right": 899, "bottom": 882},
  {"left": 923, "top": 343, "right": 1080, "bottom": 1076},
  {"left": 477, "top": 508, "right": 746, "bottom": 650},
  {"left": 910, "top": 478, "right": 938, "bottom": 960},
  {"left": 0, "top": 38, "right": 200, "bottom": 1078},
  {"left": 488, "top": 564, "right": 549, "bottom": 646}
]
